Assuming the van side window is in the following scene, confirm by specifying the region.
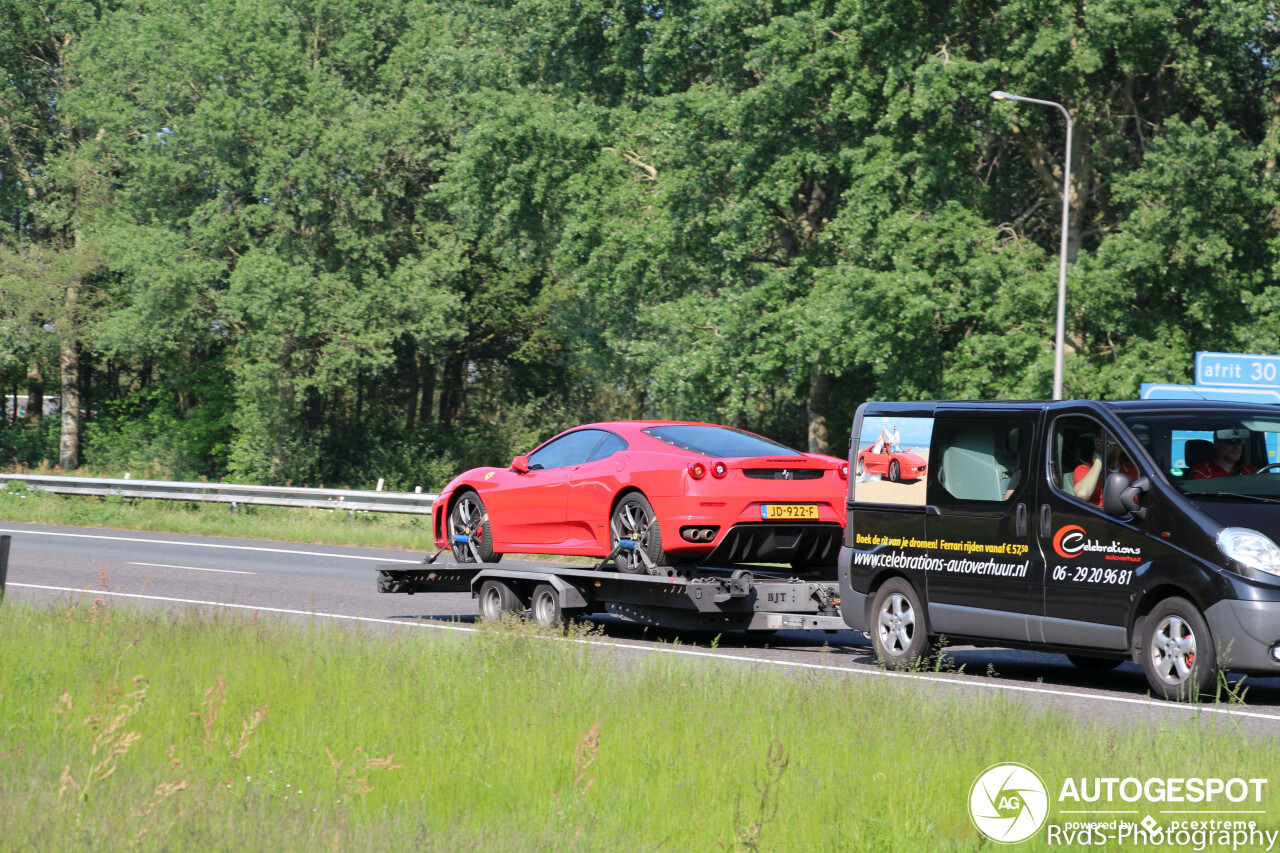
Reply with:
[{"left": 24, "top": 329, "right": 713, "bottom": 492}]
[
  {"left": 932, "top": 420, "right": 1031, "bottom": 503},
  {"left": 1051, "top": 417, "right": 1137, "bottom": 508}
]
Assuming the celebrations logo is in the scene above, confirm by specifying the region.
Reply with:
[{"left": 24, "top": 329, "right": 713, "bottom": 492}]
[
  {"left": 969, "top": 763, "right": 1050, "bottom": 844},
  {"left": 1052, "top": 524, "right": 1087, "bottom": 559}
]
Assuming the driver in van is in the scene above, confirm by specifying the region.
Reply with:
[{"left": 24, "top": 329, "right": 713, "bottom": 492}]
[
  {"left": 1189, "top": 428, "right": 1257, "bottom": 479},
  {"left": 1073, "top": 434, "right": 1139, "bottom": 507}
]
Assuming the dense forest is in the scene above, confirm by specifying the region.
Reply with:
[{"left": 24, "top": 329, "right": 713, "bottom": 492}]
[{"left": 1, "top": 0, "right": 1277, "bottom": 487}]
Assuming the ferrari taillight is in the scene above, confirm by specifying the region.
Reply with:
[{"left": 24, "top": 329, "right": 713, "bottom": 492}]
[
  {"left": 711, "top": 461, "right": 728, "bottom": 479},
  {"left": 838, "top": 462, "right": 849, "bottom": 480},
  {"left": 688, "top": 461, "right": 707, "bottom": 480}
]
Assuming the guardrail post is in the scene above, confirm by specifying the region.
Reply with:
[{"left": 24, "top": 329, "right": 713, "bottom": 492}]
[{"left": 0, "top": 534, "right": 10, "bottom": 602}]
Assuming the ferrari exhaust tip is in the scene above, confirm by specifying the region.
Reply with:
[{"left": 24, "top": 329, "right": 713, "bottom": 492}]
[{"left": 680, "top": 527, "right": 720, "bottom": 542}]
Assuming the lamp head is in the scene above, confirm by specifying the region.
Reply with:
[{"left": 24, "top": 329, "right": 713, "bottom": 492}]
[{"left": 990, "top": 90, "right": 1009, "bottom": 100}]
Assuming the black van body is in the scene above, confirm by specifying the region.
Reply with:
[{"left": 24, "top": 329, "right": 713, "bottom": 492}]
[{"left": 839, "top": 399, "right": 1280, "bottom": 699}]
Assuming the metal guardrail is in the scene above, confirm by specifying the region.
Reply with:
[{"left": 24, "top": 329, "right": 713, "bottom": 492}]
[{"left": 0, "top": 474, "right": 438, "bottom": 515}]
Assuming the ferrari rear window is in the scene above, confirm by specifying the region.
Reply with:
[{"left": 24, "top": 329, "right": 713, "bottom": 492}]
[{"left": 643, "top": 425, "right": 804, "bottom": 458}]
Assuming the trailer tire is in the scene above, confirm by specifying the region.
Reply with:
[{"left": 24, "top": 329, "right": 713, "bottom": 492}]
[
  {"left": 450, "top": 491, "right": 500, "bottom": 564},
  {"left": 870, "top": 577, "right": 928, "bottom": 669},
  {"left": 531, "top": 583, "right": 567, "bottom": 628},
  {"left": 610, "top": 493, "right": 667, "bottom": 574},
  {"left": 478, "top": 580, "right": 522, "bottom": 622}
]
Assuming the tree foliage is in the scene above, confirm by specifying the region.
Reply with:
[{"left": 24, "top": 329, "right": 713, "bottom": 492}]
[{"left": 0, "top": 0, "right": 1277, "bottom": 482}]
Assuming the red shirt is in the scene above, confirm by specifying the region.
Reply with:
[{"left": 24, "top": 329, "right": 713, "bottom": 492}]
[
  {"left": 1073, "top": 460, "right": 1139, "bottom": 507},
  {"left": 1189, "top": 460, "right": 1257, "bottom": 479}
]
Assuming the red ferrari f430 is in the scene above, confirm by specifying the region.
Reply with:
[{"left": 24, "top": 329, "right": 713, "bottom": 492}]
[{"left": 432, "top": 421, "right": 848, "bottom": 573}]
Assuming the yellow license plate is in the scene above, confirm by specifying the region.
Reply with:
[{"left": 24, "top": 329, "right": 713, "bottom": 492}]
[{"left": 760, "top": 504, "right": 818, "bottom": 520}]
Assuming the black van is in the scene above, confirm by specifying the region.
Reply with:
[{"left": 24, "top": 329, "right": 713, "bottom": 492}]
[{"left": 839, "top": 400, "right": 1280, "bottom": 700}]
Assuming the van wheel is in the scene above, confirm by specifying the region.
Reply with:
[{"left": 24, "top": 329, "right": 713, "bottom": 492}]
[
  {"left": 870, "top": 578, "right": 928, "bottom": 669},
  {"left": 1067, "top": 655, "right": 1123, "bottom": 670},
  {"left": 888, "top": 460, "right": 900, "bottom": 482},
  {"left": 1141, "top": 597, "right": 1218, "bottom": 700}
]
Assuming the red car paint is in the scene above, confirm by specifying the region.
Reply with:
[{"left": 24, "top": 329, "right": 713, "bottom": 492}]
[
  {"left": 856, "top": 446, "right": 927, "bottom": 482},
  {"left": 432, "top": 421, "right": 847, "bottom": 565}
]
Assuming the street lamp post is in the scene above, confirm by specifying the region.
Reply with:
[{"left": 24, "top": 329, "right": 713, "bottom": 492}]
[{"left": 990, "top": 90, "right": 1073, "bottom": 401}]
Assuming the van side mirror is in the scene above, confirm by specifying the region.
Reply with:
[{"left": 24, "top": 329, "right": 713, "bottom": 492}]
[
  {"left": 1103, "top": 473, "right": 1149, "bottom": 520},
  {"left": 511, "top": 455, "right": 530, "bottom": 474}
]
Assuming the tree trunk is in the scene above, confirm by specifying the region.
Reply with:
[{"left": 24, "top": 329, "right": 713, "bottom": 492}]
[
  {"left": 807, "top": 367, "right": 831, "bottom": 454},
  {"left": 59, "top": 340, "right": 80, "bottom": 469},
  {"left": 420, "top": 357, "right": 435, "bottom": 426},
  {"left": 405, "top": 342, "right": 419, "bottom": 433}
]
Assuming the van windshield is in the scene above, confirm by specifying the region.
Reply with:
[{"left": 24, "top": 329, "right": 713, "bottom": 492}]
[{"left": 1118, "top": 411, "right": 1280, "bottom": 500}]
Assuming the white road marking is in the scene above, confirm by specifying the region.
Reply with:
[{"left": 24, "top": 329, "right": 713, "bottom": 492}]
[
  {"left": 11, "top": 582, "right": 1280, "bottom": 725},
  {"left": 0, "top": 528, "right": 421, "bottom": 563},
  {"left": 130, "top": 562, "right": 255, "bottom": 575}
]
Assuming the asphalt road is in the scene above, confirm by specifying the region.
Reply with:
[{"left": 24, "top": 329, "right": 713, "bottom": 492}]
[{"left": 4, "top": 520, "right": 1280, "bottom": 735}]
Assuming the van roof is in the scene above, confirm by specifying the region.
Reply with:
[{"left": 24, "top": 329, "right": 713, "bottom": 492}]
[{"left": 863, "top": 399, "right": 1280, "bottom": 415}]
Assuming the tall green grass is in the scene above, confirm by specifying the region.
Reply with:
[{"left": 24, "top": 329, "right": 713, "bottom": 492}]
[{"left": 1, "top": 598, "right": 1275, "bottom": 851}]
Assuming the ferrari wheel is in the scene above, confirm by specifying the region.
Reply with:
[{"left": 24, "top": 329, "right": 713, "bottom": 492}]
[
  {"left": 888, "top": 460, "right": 900, "bottom": 482},
  {"left": 610, "top": 493, "right": 667, "bottom": 574},
  {"left": 856, "top": 458, "right": 864, "bottom": 476},
  {"left": 449, "top": 490, "right": 500, "bottom": 564}
]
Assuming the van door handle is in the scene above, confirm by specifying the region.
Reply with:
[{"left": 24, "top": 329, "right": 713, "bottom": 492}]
[
  {"left": 1015, "top": 503, "right": 1028, "bottom": 538},
  {"left": 1039, "top": 504, "right": 1052, "bottom": 538}
]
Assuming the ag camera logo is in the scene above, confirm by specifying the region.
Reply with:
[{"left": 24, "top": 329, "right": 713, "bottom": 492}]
[{"left": 969, "top": 763, "right": 1049, "bottom": 843}]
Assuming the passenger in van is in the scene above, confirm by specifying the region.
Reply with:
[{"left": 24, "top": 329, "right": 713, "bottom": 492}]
[
  {"left": 1073, "top": 435, "right": 1138, "bottom": 507},
  {"left": 1189, "top": 428, "right": 1257, "bottom": 479}
]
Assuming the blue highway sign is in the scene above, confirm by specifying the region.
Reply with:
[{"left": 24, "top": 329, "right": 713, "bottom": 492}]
[{"left": 1196, "top": 351, "right": 1280, "bottom": 389}]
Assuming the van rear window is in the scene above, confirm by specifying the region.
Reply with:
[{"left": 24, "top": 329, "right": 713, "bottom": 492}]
[{"left": 852, "top": 415, "right": 934, "bottom": 506}]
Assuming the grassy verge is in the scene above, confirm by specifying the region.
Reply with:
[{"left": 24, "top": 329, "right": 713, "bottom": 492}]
[{"left": 1, "top": 598, "right": 1276, "bottom": 851}]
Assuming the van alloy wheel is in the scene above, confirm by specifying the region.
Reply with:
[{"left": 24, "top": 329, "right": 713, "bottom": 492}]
[
  {"left": 1150, "top": 614, "right": 1197, "bottom": 685},
  {"left": 1140, "top": 597, "right": 1217, "bottom": 701},
  {"left": 870, "top": 577, "right": 929, "bottom": 668},
  {"left": 879, "top": 592, "right": 915, "bottom": 654}
]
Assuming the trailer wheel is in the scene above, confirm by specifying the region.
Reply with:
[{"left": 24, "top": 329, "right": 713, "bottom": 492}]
[
  {"left": 450, "top": 491, "right": 500, "bottom": 564},
  {"left": 870, "top": 577, "right": 928, "bottom": 669},
  {"left": 478, "top": 580, "right": 522, "bottom": 622},
  {"left": 531, "top": 583, "right": 567, "bottom": 628},
  {"left": 1141, "top": 597, "right": 1218, "bottom": 700},
  {"left": 610, "top": 493, "right": 667, "bottom": 574}
]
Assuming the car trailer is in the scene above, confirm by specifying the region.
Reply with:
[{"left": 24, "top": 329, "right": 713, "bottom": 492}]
[{"left": 377, "top": 557, "right": 848, "bottom": 634}]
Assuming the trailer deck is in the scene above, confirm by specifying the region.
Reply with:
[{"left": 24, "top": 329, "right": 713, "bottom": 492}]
[{"left": 377, "top": 558, "right": 847, "bottom": 633}]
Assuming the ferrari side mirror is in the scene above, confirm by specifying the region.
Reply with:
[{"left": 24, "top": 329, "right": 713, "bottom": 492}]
[{"left": 511, "top": 455, "right": 530, "bottom": 474}]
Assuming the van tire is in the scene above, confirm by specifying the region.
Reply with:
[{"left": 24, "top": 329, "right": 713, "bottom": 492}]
[
  {"left": 1140, "top": 597, "right": 1218, "bottom": 700},
  {"left": 870, "top": 578, "right": 928, "bottom": 669}
]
